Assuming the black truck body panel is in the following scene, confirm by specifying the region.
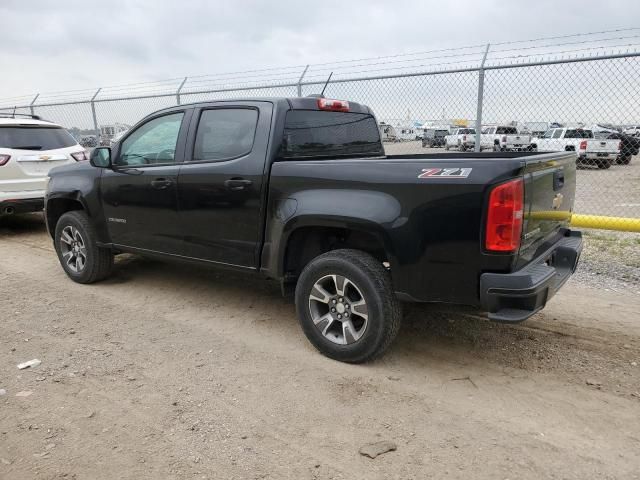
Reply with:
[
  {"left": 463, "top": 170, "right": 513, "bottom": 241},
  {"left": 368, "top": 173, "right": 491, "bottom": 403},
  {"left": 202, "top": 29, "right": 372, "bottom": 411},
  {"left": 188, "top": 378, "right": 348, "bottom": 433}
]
[{"left": 46, "top": 97, "right": 581, "bottom": 321}]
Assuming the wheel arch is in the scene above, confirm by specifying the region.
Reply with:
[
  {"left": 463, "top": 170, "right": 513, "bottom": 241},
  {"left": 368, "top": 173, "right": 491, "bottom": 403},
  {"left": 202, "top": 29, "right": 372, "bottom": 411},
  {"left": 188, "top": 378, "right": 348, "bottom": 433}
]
[{"left": 45, "top": 193, "right": 88, "bottom": 239}]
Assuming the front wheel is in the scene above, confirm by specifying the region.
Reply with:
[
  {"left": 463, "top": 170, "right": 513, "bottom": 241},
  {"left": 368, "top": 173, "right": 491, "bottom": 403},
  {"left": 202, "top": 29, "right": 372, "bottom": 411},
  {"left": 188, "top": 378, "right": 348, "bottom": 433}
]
[
  {"left": 54, "top": 211, "right": 114, "bottom": 284},
  {"left": 295, "top": 249, "right": 402, "bottom": 363}
]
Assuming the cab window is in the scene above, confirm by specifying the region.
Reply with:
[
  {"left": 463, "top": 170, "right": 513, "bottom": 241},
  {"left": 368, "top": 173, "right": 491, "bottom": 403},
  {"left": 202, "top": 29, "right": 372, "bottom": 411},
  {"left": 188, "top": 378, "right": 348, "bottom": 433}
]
[{"left": 117, "top": 113, "right": 184, "bottom": 166}]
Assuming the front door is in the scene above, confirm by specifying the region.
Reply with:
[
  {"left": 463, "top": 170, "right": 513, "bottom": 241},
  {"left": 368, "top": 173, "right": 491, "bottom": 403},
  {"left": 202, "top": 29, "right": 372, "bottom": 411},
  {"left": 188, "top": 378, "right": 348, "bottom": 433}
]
[
  {"left": 101, "top": 110, "right": 190, "bottom": 254},
  {"left": 177, "top": 102, "right": 272, "bottom": 268}
]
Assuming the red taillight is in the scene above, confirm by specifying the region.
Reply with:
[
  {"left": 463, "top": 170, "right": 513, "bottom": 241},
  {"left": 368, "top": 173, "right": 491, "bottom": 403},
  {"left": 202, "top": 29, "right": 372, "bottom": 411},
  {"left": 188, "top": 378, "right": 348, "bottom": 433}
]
[
  {"left": 317, "top": 98, "right": 350, "bottom": 112},
  {"left": 485, "top": 178, "right": 524, "bottom": 252},
  {"left": 71, "top": 150, "right": 88, "bottom": 162},
  {"left": 0, "top": 154, "right": 10, "bottom": 166},
  {"left": 462, "top": 135, "right": 467, "bottom": 141},
  {"left": 579, "top": 140, "right": 587, "bottom": 150},
  {"left": 502, "top": 135, "right": 507, "bottom": 143}
]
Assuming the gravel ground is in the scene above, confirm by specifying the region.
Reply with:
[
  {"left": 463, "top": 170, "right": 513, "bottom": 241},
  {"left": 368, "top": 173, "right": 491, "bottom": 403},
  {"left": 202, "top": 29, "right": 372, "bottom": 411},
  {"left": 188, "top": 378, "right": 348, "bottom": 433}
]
[{"left": 1, "top": 214, "right": 639, "bottom": 479}]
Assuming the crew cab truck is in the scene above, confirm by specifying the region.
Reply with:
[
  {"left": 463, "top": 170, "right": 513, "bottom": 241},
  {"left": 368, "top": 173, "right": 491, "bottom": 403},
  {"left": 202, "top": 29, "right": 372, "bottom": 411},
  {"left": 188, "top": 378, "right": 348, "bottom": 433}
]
[
  {"left": 444, "top": 128, "right": 476, "bottom": 151},
  {"left": 532, "top": 128, "right": 620, "bottom": 169},
  {"left": 481, "top": 126, "right": 532, "bottom": 152},
  {"left": 45, "top": 97, "right": 582, "bottom": 363}
]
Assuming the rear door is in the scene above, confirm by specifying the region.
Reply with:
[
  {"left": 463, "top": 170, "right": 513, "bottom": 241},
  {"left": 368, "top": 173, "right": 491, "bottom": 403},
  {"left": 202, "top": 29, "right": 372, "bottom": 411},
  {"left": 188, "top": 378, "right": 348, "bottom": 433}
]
[
  {"left": 101, "top": 109, "right": 190, "bottom": 254},
  {"left": 518, "top": 151, "right": 577, "bottom": 266},
  {"left": 177, "top": 101, "right": 272, "bottom": 268}
]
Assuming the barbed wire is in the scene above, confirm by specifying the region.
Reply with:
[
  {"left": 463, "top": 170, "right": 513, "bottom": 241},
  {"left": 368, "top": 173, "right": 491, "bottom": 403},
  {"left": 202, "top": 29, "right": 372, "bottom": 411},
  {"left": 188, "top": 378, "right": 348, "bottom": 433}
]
[{"left": 1, "top": 28, "right": 639, "bottom": 108}]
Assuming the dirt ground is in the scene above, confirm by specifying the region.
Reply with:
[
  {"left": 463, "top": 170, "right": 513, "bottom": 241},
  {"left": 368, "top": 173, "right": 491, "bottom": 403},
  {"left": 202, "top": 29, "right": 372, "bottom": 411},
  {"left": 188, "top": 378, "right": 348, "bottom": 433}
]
[{"left": 1, "top": 214, "right": 639, "bottom": 480}]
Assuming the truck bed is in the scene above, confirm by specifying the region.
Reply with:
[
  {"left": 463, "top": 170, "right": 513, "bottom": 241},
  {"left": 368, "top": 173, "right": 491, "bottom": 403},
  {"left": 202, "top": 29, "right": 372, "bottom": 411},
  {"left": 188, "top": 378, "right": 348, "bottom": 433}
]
[{"left": 267, "top": 150, "right": 577, "bottom": 306}]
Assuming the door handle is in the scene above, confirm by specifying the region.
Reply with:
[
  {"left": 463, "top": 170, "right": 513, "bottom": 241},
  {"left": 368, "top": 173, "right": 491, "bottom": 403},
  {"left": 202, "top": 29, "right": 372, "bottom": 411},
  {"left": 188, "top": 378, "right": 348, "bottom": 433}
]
[
  {"left": 224, "top": 178, "right": 253, "bottom": 190},
  {"left": 150, "top": 178, "right": 173, "bottom": 190}
]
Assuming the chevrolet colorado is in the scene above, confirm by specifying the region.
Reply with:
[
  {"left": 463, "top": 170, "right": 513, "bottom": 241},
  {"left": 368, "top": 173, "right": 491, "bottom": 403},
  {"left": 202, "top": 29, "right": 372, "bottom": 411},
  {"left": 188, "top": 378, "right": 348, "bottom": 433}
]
[{"left": 45, "top": 97, "right": 582, "bottom": 363}]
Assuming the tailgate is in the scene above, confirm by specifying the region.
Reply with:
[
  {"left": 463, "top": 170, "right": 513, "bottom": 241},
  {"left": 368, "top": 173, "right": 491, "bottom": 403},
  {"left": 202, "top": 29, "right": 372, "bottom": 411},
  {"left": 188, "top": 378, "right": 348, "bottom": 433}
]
[
  {"left": 518, "top": 151, "right": 577, "bottom": 266},
  {"left": 587, "top": 139, "right": 618, "bottom": 153},
  {"left": 506, "top": 134, "right": 530, "bottom": 145}
]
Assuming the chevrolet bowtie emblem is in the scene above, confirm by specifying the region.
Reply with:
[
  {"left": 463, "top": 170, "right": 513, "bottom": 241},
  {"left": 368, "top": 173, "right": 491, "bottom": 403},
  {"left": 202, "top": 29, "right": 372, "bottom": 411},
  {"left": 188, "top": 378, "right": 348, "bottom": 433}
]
[{"left": 552, "top": 193, "right": 564, "bottom": 210}]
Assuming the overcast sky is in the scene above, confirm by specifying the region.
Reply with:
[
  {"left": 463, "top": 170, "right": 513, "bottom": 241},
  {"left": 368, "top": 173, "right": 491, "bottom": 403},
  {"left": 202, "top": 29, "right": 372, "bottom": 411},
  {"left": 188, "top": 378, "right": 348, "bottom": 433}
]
[{"left": 1, "top": 0, "right": 640, "bottom": 99}]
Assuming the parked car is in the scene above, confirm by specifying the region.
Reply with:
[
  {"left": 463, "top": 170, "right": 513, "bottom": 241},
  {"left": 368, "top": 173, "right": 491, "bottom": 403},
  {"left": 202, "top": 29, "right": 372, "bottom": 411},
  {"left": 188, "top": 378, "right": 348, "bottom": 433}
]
[
  {"left": 444, "top": 128, "right": 476, "bottom": 151},
  {"left": 421, "top": 128, "right": 449, "bottom": 148},
  {"left": 79, "top": 135, "right": 98, "bottom": 148},
  {"left": 45, "top": 97, "right": 582, "bottom": 363},
  {"left": 532, "top": 128, "right": 620, "bottom": 169},
  {"left": 0, "top": 114, "right": 87, "bottom": 216},
  {"left": 623, "top": 125, "right": 640, "bottom": 137},
  {"left": 481, "top": 125, "right": 532, "bottom": 151},
  {"left": 594, "top": 131, "right": 639, "bottom": 165}
]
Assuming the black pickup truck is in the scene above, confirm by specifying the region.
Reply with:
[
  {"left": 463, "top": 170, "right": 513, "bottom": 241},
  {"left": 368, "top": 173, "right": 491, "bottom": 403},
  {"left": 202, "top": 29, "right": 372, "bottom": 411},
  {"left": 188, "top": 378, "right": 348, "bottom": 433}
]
[{"left": 45, "top": 97, "right": 582, "bottom": 363}]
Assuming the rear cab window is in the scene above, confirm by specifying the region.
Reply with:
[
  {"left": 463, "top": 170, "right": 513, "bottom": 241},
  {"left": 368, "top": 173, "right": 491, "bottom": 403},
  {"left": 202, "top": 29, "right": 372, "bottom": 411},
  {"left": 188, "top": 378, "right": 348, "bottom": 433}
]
[
  {"left": 280, "top": 110, "right": 384, "bottom": 160},
  {"left": 0, "top": 125, "right": 77, "bottom": 150}
]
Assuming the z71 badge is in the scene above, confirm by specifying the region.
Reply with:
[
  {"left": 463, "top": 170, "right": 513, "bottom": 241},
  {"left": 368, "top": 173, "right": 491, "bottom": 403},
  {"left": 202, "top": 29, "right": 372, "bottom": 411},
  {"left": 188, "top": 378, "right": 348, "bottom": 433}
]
[{"left": 418, "top": 167, "right": 472, "bottom": 179}]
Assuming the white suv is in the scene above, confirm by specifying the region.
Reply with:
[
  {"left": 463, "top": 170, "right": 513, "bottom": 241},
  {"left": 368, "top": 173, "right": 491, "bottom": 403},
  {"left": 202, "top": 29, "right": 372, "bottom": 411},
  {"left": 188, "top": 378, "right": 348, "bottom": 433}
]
[{"left": 1, "top": 114, "right": 87, "bottom": 216}]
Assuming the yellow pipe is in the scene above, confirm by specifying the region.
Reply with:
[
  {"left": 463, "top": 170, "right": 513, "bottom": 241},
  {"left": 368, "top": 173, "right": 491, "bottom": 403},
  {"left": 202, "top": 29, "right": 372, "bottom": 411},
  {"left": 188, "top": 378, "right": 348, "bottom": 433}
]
[
  {"left": 570, "top": 214, "right": 640, "bottom": 233},
  {"left": 527, "top": 211, "right": 640, "bottom": 232}
]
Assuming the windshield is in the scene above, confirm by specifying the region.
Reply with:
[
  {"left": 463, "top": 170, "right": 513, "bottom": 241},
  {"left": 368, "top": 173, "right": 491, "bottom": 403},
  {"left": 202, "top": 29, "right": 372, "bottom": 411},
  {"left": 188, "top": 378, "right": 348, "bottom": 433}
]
[
  {"left": 435, "top": 130, "right": 448, "bottom": 137},
  {"left": 0, "top": 126, "right": 77, "bottom": 150},
  {"left": 496, "top": 127, "right": 518, "bottom": 134},
  {"left": 280, "top": 110, "right": 384, "bottom": 159}
]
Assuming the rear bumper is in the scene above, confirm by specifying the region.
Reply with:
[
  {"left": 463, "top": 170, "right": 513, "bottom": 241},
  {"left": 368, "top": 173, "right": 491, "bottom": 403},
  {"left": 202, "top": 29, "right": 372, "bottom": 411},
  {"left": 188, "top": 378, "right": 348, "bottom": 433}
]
[
  {"left": 505, "top": 144, "right": 531, "bottom": 151},
  {"left": 579, "top": 152, "right": 615, "bottom": 160},
  {"left": 0, "top": 197, "right": 44, "bottom": 215},
  {"left": 480, "top": 230, "right": 582, "bottom": 322}
]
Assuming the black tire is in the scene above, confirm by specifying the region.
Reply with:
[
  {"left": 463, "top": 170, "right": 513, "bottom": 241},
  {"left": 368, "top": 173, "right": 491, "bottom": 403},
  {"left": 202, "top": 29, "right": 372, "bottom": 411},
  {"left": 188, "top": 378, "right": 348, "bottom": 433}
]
[
  {"left": 597, "top": 159, "right": 612, "bottom": 169},
  {"left": 295, "top": 249, "right": 402, "bottom": 363},
  {"left": 54, "top": 211, "right": 113, "bottom": 284},
  {"left": 617, "top": 155, "right": 631, "bottom": 165}
]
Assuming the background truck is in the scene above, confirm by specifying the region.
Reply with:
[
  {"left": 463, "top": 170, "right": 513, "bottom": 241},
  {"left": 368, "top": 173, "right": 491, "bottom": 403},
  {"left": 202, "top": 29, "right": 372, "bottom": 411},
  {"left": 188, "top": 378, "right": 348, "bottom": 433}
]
[
  {"left": 45, "top": 96, "right": 582, "bottom": 363},
  {"left": 481, "top": 125, "right": 532, "bottom": 151},
  {"left": 532, "top": 128, "right": 620, "bottom": 169},
  {"left": 421, "top": 128, "right": 449, "bottom": 148},
  {"left": 444, "top": 127, "right": 476, "bottom": 151}
]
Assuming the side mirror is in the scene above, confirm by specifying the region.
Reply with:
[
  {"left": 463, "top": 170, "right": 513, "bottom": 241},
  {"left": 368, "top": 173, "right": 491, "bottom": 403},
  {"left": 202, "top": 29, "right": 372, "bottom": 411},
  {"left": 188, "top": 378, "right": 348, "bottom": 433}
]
[{"left": 90, "top": 147, "right": 112, "bottom": 168}]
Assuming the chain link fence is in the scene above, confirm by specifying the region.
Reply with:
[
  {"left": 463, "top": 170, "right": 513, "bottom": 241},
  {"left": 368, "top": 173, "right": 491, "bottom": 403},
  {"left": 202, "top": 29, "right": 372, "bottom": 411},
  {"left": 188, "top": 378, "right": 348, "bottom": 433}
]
[{"left": 2, "top": 43, "right": 640, "bottom": 231}]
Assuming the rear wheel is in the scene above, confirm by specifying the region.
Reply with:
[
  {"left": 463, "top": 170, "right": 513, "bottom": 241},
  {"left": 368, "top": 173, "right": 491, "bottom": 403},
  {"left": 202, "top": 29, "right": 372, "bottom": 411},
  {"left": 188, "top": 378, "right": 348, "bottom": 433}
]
[
  {"left": 597, "top": 159, "right": 612, "bottom": 169},
  {"left": 295, "top": 249, "right": 402, "bottom": 363},
  {"left": 617, "top": 155, "right": 631, "bottom": 165},
  {"left": 54, "top": 211, "right": 113, "bottom": 284}
]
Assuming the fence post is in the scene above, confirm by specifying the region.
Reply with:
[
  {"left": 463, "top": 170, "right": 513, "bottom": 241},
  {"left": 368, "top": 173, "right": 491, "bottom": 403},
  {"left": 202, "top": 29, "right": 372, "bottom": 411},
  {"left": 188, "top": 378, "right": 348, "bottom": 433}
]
[
  {"left": 176, "top": 77, "right": 188, "bottom": 105},
  {"left": 29, "top": 94, "right": 39, "bottom": 116},
  {"left": 90, "top": 88, "right": 102, "bottom": 144},
  {"left": 297, "top": 65, "right": 309, "bottom": 97},
  {"left": 474, "top": 44, "right": 490, "bottom": 152}
]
